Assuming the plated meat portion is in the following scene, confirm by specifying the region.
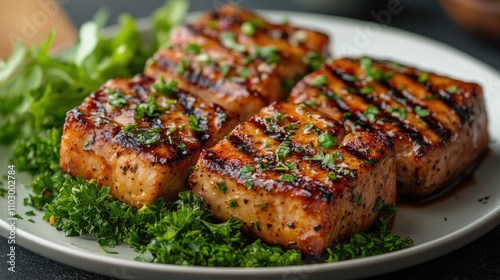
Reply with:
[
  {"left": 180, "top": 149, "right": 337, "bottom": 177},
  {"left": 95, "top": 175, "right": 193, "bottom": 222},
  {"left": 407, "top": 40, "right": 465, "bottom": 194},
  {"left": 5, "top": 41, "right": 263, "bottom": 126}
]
[
  {"left": 145, "top": 4, "right": 330, "bottom": 121},
  {"left": 60, "top": 74, "right": 238, "bottom": 208},
  {"left": 288, "top": 57, "right": 489, "bottom": 198},
  {"left": 189, "top": 102, "right": 396, "bottom": 255}
]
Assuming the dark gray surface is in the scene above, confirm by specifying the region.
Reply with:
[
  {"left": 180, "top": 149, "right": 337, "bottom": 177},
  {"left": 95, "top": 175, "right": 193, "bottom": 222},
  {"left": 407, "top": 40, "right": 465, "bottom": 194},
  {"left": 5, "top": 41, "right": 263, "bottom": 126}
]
[{"left": 2, "top": 1, "right": 499, "bottom": 279}]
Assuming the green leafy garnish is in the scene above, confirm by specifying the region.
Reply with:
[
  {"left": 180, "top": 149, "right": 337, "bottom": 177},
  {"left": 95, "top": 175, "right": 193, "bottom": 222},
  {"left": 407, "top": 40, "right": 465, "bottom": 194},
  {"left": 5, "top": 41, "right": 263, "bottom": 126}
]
[
  {"left": 414, "top": 106, "right": 430, "bottom": 117},
  {"left": 310, "top": 75, "right": 328, "bottom": 87},
  {"left": 318, "top": 132, "right": 337, "bottom": 150}
]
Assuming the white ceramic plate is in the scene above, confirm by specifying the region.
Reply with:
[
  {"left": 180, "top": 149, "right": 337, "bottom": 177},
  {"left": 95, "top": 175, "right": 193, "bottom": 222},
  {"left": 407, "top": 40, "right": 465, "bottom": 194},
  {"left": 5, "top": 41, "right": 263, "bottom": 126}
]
[{"left": 1, "top": 11, "right": 499, "bottom": 280}]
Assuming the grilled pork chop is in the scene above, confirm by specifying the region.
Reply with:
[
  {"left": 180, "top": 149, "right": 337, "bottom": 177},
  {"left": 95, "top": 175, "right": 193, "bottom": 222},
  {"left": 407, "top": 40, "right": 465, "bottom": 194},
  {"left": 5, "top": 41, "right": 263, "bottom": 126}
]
[
  {"left": 288, "top": 57, "right": 489, "bottom": 198},
  {"left": 145, "top": 4, "right": 329, "bottom": 121},
  {"left": 189, "top": 102, "right": 396, "bottom": 255},
  {"left": 60, "top": 74, "right": 238, "bottom": 208}
]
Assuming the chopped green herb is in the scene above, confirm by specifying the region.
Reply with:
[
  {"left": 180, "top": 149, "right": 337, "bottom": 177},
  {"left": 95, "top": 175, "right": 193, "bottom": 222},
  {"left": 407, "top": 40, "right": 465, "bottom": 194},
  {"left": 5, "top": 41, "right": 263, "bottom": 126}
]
[
  {"left": 153, "top": 75, "right": 178, "bottom": 96},
  {"left": 310, "top": 75, "right": 328, "bottom": 87},
  {"left": 414, "top": 106, "right": 430, "bottom": 117},
  {"left": 359, "top": 86, "right": 375, "bottom": 95},
  {"left": 135, "top": 132, "right": 160, "bottom": 145},
  {"left": 318, "top": 132, "right": 337, "bottom": 150},
  {"left": 446, "top": 85, "right": 458, "bottom": 94},
  {"left": 106, "top": 89, "right": 128, "bottom": 108},
  {"left": 360, "top": 57, "right": 383, "bottom": 80},
  {"left": 303, "top": 51, "right": 324, "bottom": 71},
  {"left": 387, "top": 106, "right": 407, "bottom": 119},
  {"left": 25, "top": 211, "right": 36, "bottom": 217},
  {"left": 220, "top": 31, "right": 246, "bottom": 53},
  {"left": 185, "top": 42, "right": 202, "bottom": 54},
  {"left": 281, "top": 174, "right": 296, "bottom": 183},
  {"left": 175, "top": 58, "right": 189, "bottom": 76},
  {"left": 215, "top": 182, "right": 227, "bottom": 194},
  {"left": 304, "top": 99, "right": 319, "bottom": 107},
  {"left": 134, "top": 95, "right": 166, "bottom": 119},
  {"left": 228, "top": 199, "right": 238, "bottom": 208},
  {"left": 220, "top": 63, "right": 231, "bottom": 78},
  {"left": 195, "top": 53, "right": 211, "bottom": 63},
  {"left": 418, "top": 72, "right": 429, "bottom": 83},
  {"left": 252, "top": 45, "right": 280, "bottom": 64},
  {"left": 363, "top": 105, "right": 380, "bottom": 121},
  {"left": 276, "top": 141, "right": 292, "bottom": 160},
  {"left": 189, "top": 115, "right": 204, "bottom": 132},
  {"left": 328, "top": 171, "right": 337, "bottom": 181},
  {"left": 241, "top": 21, "right": 256, "bottom": 36},
  {"left": 254, "top": 202, "right": 268, "bottom": 209}
]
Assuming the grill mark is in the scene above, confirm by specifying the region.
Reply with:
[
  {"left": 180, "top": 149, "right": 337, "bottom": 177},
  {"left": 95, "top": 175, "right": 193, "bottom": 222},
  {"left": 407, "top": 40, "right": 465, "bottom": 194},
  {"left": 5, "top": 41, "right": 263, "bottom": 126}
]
[
  {"left": 249, "top": 108, "right": 358, "bottom": 182},
  {"left": 177, "top": 92, "right": 211, "bottom": 144},
  {"left": 223, "top": 136, "right": 336, "bottom": 202},
  {"left": 155, "top": 53, "right": 265, "bottom": 104},
  {"left": 383, "top": 82, "right": 452, "bottom": 143},
  {"left": 326, "top": 67, "right": 431, "bottom": 148},
  {"left": 342, "top": 144, "right": 380, "bottom": 165}
]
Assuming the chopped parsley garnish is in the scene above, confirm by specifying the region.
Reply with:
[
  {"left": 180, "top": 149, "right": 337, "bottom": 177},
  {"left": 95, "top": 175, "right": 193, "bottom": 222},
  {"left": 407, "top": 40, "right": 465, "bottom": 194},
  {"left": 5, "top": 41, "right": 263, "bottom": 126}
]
[
  {"left": 310, "top": 75, "right": 328, "bottom": 87},
  {"left": 240, "top": 165, "right": 255, "bottom": 189},
  {"left": 195, "top": 53, "right": 211, "bottom": 63},
  {"left": 414, "top": 106, "right": 430, "bottom": 117},
  {"left": 252, "top": 45, "right": 281, "bottom": 64},
  {"left": 228, "top": 199, "right": 238, "bottom": 208},
  {"left": 106, "top": 89, "right": 128, "bottom": 108},
  {"left": 175, "top": 58, "right": 189, "bottom": 76},
  {"left": 185, "top": 42, "right": 202, "bottom": 54},
  {"left": 303, "top": 51, "right": 324, "bottom": 71},
  {"left": 152, "top": 75, "right": 178, "bottom": 96},
  {"left": 215, "top": 182, "right": 227, "bottom": 194},
  {"left": 135, "top": 131, "right": 161, "bottom": 145},
  {"left": 328, "top": 171, "right": 337, "bottom": 181},
  {"left": 304, "top": 99, "right": 319, "bottom": 107},
  {"left": 387, "top": 106, "right": 407, "bottom": 119},
  {"left": 359, "top": 86, "right": 375, "bottom": 95},
  {"left": 418, "top": 72, "right": 429, "bottom": 83},
  {"left": 281, "top": 174, "right": 296, "bottom": 183},
  {"left": 220, "top": 63, "right": 231, "bottom": 78},
  {"left": 446, "top": 85, "right": 458, "bottom": 94},
  {"left": 318, "top": 132, "right": 337, "bottom": 150},
  {"left": 134, "top": 95, "right": 166, "bottom": 119},
  {"left": 363, "top": 105, "right": 380, "bottom": 121},
  {"left": 123, "top": 124, "right": 162, "bottom": 145},
  {"left": 241, "top": 21, "right": 256, "bottom": 36},
  {"left": 189, "top": 115, "right": 205, "bottom": 132},
  {"left": 220, "top": 31, "right": 246, "bottom": 53},
  {"left": 359, "top": 57, "right": 385, "bottom": 80},
  {"left": 276, "top": 141, "right": 292, "bottom": 160}
]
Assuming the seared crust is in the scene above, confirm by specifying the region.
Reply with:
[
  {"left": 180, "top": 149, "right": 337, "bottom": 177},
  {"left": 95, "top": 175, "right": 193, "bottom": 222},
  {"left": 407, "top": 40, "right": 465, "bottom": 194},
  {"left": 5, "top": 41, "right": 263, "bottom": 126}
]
[
  {"left": 145, "top": 4, "right": 329, "bottom": 121},
  {"left": 189, "top": 102, "right": 396, "bottom": 255},
  {"left": 288, "top": 57, "right": 489, "bottom": 198},
  {"left": 60, "top": 74, "right": 238, "bottom": 208}
]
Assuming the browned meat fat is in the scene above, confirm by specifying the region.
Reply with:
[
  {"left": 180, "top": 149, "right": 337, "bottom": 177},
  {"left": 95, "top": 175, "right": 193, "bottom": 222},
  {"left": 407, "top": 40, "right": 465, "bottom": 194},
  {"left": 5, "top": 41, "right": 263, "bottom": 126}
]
[
  {"left": 288, "top": 57, "right": 489, "bottom": 198},
  {"left": 60, "top": 74, "right": 238, "bottom": 208},
  {"left": 145, "top": 4, "right": 330, "bottom": 121},
  {"left": 189, "top": 102, "right": 396, "bottom": 255}
]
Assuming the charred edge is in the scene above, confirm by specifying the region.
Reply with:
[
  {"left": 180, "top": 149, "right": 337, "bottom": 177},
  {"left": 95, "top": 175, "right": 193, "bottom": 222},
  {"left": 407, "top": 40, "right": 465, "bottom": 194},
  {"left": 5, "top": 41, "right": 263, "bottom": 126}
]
[
  {"left": 342, "top": 144, "right": 381, "bottom": 166},
  {"left": 177, "top": 92, "right": 211, "bottom": 144},
  {"left": 228, "top": 130, "right": 257, "bottom": 155},
  {"left": 327, "top": 67, "right": 431, "bottom": 149},
  {"left": 406, "top": 73, "right": 470, "bottom": 122},
  {"left": 250, "top": 115, "right": 290, "bottom": 142},
  {"left": 384, "top": 82, "right": 453, "bottom": 143},
  {"left": 131, "top": 74, "right": 155, "bottom": 100}
]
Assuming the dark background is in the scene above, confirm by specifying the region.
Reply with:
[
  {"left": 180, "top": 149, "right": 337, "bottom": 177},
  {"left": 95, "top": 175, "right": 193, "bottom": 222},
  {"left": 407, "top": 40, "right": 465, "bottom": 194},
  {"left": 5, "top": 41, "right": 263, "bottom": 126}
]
[{"left": 1, "top": 0, "right": 499, "bottom": 279}]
